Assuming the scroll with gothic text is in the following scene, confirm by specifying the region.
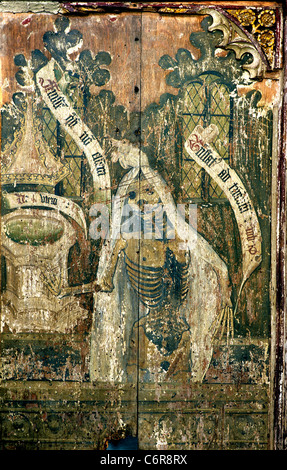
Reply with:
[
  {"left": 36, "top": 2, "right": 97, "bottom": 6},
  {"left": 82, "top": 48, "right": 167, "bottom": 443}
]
[
  {"left": 3, "top": 191, "right": 88, "bottom": 238},
  {"left": 185, "top": 124, "right": 262, "bottom": 309},
  {"left": 36, "top": 59, "right": 111, "bottom": 205}
]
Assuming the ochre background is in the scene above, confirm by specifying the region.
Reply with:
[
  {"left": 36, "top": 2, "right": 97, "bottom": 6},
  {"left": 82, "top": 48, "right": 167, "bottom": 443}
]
[{"left": 0, "top": 11, "right": 279, "bottom": 112}]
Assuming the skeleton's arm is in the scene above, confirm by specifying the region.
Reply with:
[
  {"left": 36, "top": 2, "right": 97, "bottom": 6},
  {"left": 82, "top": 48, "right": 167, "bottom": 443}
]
[{"left": 95, "top": 237, "right": 127, "bottom": 292}]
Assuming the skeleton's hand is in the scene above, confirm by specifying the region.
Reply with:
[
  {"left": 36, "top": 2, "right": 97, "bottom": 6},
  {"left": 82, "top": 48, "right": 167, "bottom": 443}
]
[
  {"left": 93, "top": 276, "right": 114, "bottom": 293},
  {"left": 93, "top": 282, "right": 102, "bottom": 293},
  {"left": 210, "top": 304, "right": 234, "bottom": 345},
  {"left": 101, "top": 278, "right": 114, "bottom": 292}
]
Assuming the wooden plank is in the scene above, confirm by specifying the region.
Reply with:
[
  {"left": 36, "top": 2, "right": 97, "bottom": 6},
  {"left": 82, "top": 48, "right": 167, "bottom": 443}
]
[{"left": 0, "top": 2, "right": 285, "bottom": 451}]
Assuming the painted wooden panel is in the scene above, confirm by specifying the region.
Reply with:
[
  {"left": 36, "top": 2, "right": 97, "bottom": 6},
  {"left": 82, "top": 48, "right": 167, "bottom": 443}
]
[{"left": 0, "top": 1, "right": 285, "bottom": 451}]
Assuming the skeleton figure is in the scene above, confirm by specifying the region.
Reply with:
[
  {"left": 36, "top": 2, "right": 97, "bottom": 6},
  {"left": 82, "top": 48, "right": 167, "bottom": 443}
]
[
  {"left": 91, "top": 142, "right": 233, "bottom": 381},
  {"left": 98, "top": 177, "right": 189, "bottom": 294},
  {"left": 95, "top": 174, "right": 191, "bottom": 357}
]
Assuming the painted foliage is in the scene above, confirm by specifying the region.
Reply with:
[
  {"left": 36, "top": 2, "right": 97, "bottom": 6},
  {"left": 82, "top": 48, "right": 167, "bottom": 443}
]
[{"left": 0, "top": 3, "right": 283, "bottom": 450}]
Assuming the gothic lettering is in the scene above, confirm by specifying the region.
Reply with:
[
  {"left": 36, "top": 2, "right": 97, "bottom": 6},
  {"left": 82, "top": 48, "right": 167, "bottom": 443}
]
[
  {"left": 92, "top": 152, "right": 104, "bottom": 164},
  {"left": 238, "top": 201, "right": 252, "bottom": 214},
  {"left": 218, "top": 168, "right": 231, "bottom": 183},
  {"left": 15, "top": 193, "right": 26, "bottom": 204},
  {"left": 47, "top": 89, "right": 68, "bottom": 109},
  {"left": 96, "top": 164, "right": 106, "bottom": 176},
  {"left": 40, "top": 194, "right": 58, "bottom": 205},
  {"left": 38, "top": 77, "right": 60, "bottom": 91},
  {"left": 80, "top": 131, "right": 94, "bottom": 146},
  {"left": 195, "top": 146, "right": 217, "bottom": 167},
  {"left": 229, "top": 182, "right": 244, "bottom": 202},
  {"left": 65, "top": 113, "right": 79, "bottom": 128}
]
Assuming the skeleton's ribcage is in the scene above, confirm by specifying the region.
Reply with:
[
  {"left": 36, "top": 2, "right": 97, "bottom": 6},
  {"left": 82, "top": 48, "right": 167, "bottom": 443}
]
[
  {"left": 124, "top": 250, "right": 190, "bottom": 309},
  {"left": 124, "top": 253, "right": 164, "bottom": 309}
]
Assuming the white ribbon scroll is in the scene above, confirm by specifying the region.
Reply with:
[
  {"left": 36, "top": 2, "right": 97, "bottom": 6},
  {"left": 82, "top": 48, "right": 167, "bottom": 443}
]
[
  {"left": 36, "top": 59, "right": 111, "bottom": 205},
  {"left": 3, "top": 191, "right": 88, "bottom": 238},
  {"left": 184, "top": 124, "right": 262, "bottom": 310}
]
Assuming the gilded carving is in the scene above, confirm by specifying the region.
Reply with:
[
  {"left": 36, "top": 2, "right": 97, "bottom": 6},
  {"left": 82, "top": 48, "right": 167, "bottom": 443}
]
[{"left": 227, "top": 7, "right": 278, "bottom": 66}]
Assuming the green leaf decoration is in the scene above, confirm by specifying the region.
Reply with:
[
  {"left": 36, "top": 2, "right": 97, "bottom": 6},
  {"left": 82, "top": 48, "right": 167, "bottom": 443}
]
[
  {"left": 77, "top": 49, "right": 111, "bottom": 87},
  {"left": 43, "top": 16, "right": 83, "bottom": 71},
  {"left": 159, "top": 16, "right": 251, "bottom": 89}
]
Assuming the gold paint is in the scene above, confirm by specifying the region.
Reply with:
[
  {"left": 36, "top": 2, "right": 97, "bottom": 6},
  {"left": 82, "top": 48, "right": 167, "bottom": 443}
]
[
  {"left": 158, "top": 8, "right": 189, "bottom": 14},
  {"left": 258, "top": 9, "right": 276, "bottom": 27},
  {"left": 227, "top": 8, "right": 277, "bottom": 66},
  {"left": 234, "top": 9, "right": 257, "bottom": 26}
]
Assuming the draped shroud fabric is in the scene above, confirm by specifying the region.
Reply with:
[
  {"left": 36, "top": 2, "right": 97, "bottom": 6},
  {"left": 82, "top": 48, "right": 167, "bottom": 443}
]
[{"left": 90, "top": 157, "right": 232, "bottom": 383}]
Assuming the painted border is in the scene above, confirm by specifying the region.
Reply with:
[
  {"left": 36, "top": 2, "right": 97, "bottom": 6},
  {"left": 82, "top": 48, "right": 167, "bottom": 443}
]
[{"left": 0, "top": 0, "right": 285, "bottom": 450}]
